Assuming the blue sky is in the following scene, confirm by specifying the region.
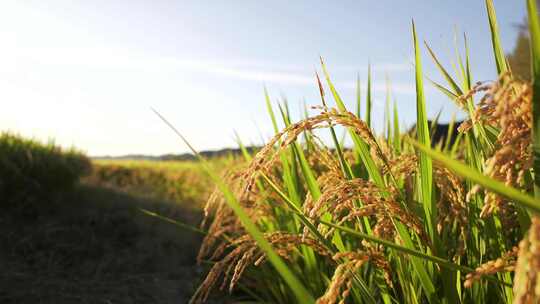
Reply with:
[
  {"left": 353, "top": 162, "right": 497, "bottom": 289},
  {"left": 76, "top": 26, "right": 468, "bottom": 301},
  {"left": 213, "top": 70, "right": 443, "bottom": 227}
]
[{"left": 0, "top": 1, "right": 526, "bottom": 156}]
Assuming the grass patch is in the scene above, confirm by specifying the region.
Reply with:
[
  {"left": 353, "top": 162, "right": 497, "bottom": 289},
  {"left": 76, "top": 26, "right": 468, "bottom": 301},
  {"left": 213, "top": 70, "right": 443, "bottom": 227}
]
[
  {"left": 0, "top": 132, "right": 90, "bottom": 208},
  {"left": 87, "top": 159, "right": 216, "bottom": 209}
]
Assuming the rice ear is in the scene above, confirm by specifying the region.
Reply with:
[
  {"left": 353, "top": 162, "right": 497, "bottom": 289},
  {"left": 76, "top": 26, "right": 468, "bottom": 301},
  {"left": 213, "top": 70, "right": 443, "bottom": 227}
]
[{"left": 513, "top": 217, "right": 540, "bottom": 304}]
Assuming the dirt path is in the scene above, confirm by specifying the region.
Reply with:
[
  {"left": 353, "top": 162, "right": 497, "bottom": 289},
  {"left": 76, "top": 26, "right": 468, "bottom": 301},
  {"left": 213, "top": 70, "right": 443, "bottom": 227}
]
[{"left": 0, "top": 185, "right": 225, "bottom": 303}]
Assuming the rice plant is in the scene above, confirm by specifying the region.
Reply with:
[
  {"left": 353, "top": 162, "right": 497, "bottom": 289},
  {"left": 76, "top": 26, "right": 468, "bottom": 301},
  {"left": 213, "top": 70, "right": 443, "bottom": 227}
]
[{"left": 159, "top": 0, "right": 540, "bottom": 302}]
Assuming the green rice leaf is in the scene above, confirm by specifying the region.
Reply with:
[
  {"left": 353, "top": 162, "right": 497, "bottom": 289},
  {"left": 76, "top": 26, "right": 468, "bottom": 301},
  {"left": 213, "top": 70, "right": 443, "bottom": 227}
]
[
  {"left": 485, "top": 0, "right": 509, "bottom": 74},
  {"left": 320, "top": 57, "right": 385, "bottom": 186},
  {"left": 393, "top": 99, "right": 401, "bottom": 154},
  {"left": 428, "top": 78, "right": 459, "bottom": 101},
  {"left": 235, "top": 131, "right": 253, "bottom": 161},
  {"left": 315, "top": 219, "right": 510, "bottom": 287},
  {"left": 280, "top": 104, "right": 321, "bottom": 201},
  {"left": 366, "top": 63, "right": 373, "bottom": 128},
  {"left": 424, "top": 42, "right": 464, "bottom": 96},
  {"left": 413, "top": 20, "right": 435, "bottom": 242},
  {"left": 463, "top": 33, "right": 473, "bottom": 91},
  {"left": 315, "top": 72, "right": 354, "bottom": 179},
  {"left": 408, "top": 138, "right": 540, "bottom": 214},
  {"left": 139, "top": 208, "right": 207, "bottom": 236},
  {"left": 385, "top": 74, "right": 392, "bottom": 140},
  {"left": 444, "top": 113, "right": 457, "bottom": 152},
  {"left": 528, "top": 0, "right": 540, "bottom": 198},
  {"left": 265, "top": 87, "right": 280, "bottom": 134},
  {"left": 356, "top": 73, "right": 362, "bottom": 118}
]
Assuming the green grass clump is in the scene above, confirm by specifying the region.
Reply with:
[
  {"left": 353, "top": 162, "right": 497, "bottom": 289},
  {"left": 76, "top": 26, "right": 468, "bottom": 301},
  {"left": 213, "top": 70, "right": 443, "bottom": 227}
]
[
  {"left": 149, "top": 0, "right": 540, "bottom": 303},
  {"left": 0, "top": 132, "right": 91, "bottom": 206}
]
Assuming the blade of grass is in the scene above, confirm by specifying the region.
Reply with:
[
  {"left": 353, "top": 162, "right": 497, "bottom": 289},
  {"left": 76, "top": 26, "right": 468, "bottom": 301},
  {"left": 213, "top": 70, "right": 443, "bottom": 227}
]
[
  {"left": 408, "top": 138, "right": 540, "bottom": 214},
  {"left": 139, "top": 208, "right": 207, "bottom": 236},
  {"left": 320, "top": 57, "right": 385, "bottom": 186},
  {"left": 424, "top": 42, "right": 464, "bottom": 96},
  {"left": 528, "top": 0, "right": 540, "bottom": 199},
  {"left": 316, "top": 72, "right": 354, "bottom": 179},
  {"left": 393, "top": 99, "right": 401, "bottom": 154},
  {"left": 428, "top": 78, "right": 459, "bottom": 101},
  {"left": 430, "top": 108, "right": 443, "bottom": 143},
  {"left": 235, "top": 131, "right": 253, "bottom": 161},
  {"left": 395, "top": 221, "right": 437, "bottom": 303},
  {"left": 454, "top": 30, "right": 468, "bottom": 89},
  {"left": 444, "top": 113, "right": 457, "bottom": 152},
  {"left": 385, "top": 74, "right": 392, "bottom": 140},
  {"left": 463, "top": 33, "right": 473, "bottom": 91},
  {"left": 414, "top": 21, "right": 449, "bottom": 303},
  {"left": 413, "top": 21, "right": 436, "bottom": 244},
  {"left": 265, "top": 87, "right": 280, "bottom": 134},
  {"left": 315, "top": 68, "right": 375, "bottom": 236},
  {"left": 266, "top": 96, "right": 302, "bottom": 205},
  {"left": 366, "top": 62, "right": 373, "bottom": 128},
  {"left": 277, "top": 103, "right": 321, "bottom": 200},
  {"left": 356, "top": 73, "right": 362, "bottom": 118},
  {"left": 485, "top": 0, "right": 509, "bottom": 74}
]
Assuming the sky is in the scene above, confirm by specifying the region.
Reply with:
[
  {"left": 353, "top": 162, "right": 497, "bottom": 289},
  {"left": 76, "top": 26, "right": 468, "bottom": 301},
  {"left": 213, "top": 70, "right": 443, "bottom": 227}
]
[{"left": 0, "top": 0, "right": 527, "bottom": 156}]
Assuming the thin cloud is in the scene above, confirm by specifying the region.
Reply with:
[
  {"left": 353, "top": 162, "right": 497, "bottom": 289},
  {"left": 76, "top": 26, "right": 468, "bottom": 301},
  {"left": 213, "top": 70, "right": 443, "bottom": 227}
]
[
  {"left": 164, "top": 58, "right": 415, "bottom": 91},
  {"left": 4, "top": 45, "right": 414, "bottom": 91},
  {"left": 340, "top": 81, "right": 416, "bottom": 95},
  {"left": 332, "top": 62, "right": 411, "bottom": 73}
]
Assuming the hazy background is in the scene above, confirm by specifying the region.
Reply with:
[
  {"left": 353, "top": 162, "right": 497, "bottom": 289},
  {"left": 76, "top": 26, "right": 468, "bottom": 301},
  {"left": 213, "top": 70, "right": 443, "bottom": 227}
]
[{"left": 0, "top": 1, "right": 525, "bottom": 156}]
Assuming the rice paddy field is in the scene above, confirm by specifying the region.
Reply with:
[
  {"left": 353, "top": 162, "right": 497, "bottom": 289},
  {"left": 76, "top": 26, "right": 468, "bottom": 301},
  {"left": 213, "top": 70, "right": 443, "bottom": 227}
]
[
  {"left": 4, "top": 0, "right": 540, "bottom": 303},
  {"left": 88, "top": 159, "right": 215, "bottom": 208}
]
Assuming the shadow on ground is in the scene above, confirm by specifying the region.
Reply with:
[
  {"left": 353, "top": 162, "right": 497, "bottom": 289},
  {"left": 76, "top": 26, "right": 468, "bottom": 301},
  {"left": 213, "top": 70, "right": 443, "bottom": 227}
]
[{"left": 0, "top": 184, "right": 221, "bottom": 303}]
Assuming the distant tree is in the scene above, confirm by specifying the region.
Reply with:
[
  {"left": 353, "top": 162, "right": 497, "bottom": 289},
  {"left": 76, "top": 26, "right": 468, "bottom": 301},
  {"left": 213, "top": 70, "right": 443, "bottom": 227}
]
[
  {"left": 508, "top": 30, "right": 531, "bottom": 80},
  {"left": 507, "top": 0, "right": 540, "bottom": 81}
]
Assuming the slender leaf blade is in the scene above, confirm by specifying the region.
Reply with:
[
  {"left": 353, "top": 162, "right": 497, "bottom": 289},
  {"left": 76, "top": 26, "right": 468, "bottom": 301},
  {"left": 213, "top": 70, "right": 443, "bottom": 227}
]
[
  {"left": 528, "top": 0, "right": 540, "bottom": 198},
  {"left": 485, "top": 0, "right": 509, "bottom": 74}
]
